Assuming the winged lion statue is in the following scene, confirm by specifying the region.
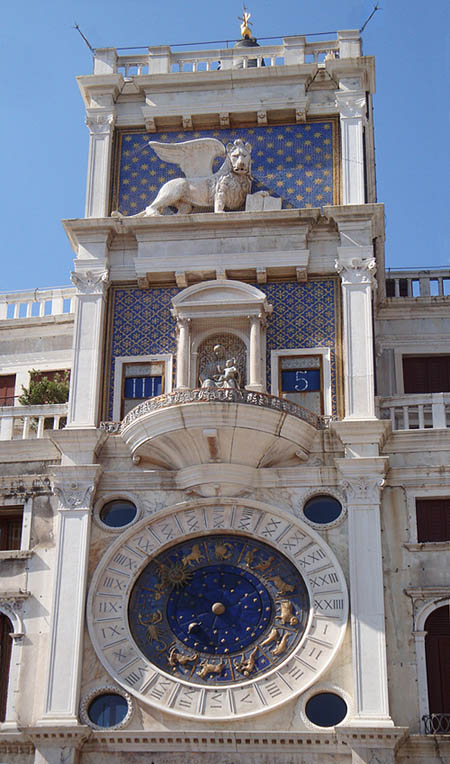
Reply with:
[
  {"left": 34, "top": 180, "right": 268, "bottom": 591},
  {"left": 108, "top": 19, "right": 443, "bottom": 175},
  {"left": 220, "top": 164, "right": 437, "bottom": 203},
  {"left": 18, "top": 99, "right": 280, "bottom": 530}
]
[{"left": 116, "top": 137, "right": 253, "bottom": 217}]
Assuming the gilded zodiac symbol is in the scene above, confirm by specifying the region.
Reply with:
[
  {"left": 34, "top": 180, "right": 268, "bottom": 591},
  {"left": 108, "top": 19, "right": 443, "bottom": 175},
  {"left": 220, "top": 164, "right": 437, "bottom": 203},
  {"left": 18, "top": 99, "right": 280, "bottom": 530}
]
[
  {"left": 235, "top": 646, "right": 258, "bottom": 677},
  {"left": 243, "top": 547, "right": 257, "bottom": 567},
  {"left": 254, "top": 555, "right": 275, "bottom": 573},
  {"left": 168, "top": 646, "right": 198, "bottom": 672},
  {"left": 182, "top": 544, "right": 204, "bottom": 567},
  {"left": 260, "top": 628, "right": 279, "bottom": 648},
  {"left": 277, "top": 599, "right": 299, "bottom": 626},
  {"left": 138, "top": 610, "right": 167, "bottom": 651},
  {"left": 272, "top": 632, "right": 290, "bottom": 656},
  {"left": 197, "top": 659, "right": 226, "bottom": 679},
  {"left": 215, "top": 541, "right": 234, "bottom": 560},
  {"left": 267, "top": 574, "right": 295, "bottom": 595}
]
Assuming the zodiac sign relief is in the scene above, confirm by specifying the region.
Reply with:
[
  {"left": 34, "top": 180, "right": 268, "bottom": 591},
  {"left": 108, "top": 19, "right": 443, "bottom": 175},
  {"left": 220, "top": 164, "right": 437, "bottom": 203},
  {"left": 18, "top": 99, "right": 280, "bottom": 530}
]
[
  {"left": 138, "top": 610, "right": 167, "bottom": 651},
  {"left": 168, "top": 647, "right": 198, "bottom": 674},
  {"left": 267, "top": 574, "right": 295, "bottom": 595},
  {"left": 235, "top": 646, "right": 258, "bottom": 677},
  {"left": 276, "top": 599, "right": 299, "bottom": 627},
  {"left": 181, "top": 544, "right": 204, "bottom": 567},
  {"left": 197, "top": 659, "right": 226, "bottom": 680},
  {"left": 215, "top": 541, "right": 234, "bottom": 560}
]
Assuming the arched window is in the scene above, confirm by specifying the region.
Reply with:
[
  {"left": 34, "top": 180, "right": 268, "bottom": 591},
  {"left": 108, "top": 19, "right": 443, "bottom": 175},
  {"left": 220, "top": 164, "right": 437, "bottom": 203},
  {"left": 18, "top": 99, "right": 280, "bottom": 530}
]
[
  {"left": 0, "top": 613, "right": 13, "bottom": 722},
  {"left": 425, "top": 605, "right": 450, "bottom": 715}
]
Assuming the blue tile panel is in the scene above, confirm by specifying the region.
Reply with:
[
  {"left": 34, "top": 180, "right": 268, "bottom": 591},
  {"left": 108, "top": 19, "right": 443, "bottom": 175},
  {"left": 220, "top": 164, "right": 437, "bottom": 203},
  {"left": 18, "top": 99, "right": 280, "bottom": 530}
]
[
  {"left": 108, "top": 279, "right": 339, "bottom": 418},
  {"left": 113, "top": 121, "right": 339, "bottom": 215}
]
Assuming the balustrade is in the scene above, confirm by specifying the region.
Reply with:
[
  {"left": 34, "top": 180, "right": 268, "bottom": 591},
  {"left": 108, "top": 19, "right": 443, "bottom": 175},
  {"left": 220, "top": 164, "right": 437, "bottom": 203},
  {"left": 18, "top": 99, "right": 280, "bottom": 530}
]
[
  {"left": 0, "top": 403, "right": 68, "bottom": 440},
  {"left": 100, "top": 35, "right": 348, "bottom": 78},
  {"left": 385, "top": 269, "right": 450, "bottom": 299},
  {"left": 377, "top": 393, "right": 450, "bottom": 431},
  {"left": 0, "top": 287, "right": 76, "bottom": 321}
]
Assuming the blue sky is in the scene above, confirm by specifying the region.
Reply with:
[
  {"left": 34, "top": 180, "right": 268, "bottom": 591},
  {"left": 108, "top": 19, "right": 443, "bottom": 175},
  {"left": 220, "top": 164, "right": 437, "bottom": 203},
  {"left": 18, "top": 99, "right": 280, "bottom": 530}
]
[{"left": 0, "top": 0, "right": 448, "bottom": 291}]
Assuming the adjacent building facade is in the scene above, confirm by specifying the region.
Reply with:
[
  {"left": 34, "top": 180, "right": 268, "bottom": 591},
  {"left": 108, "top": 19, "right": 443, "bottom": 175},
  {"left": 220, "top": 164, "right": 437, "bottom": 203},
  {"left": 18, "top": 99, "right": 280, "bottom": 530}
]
[{"left": 0, "top": 23, "right": 449, "bottom": 764}]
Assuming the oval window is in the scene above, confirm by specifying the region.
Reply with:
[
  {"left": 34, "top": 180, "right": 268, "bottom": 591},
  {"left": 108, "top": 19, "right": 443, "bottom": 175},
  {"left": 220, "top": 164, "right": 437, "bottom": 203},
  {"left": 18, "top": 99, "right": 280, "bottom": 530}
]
[
  {"left": 305, "top": 692, "right": 347, "bottom": 727},
  {"left": 303, "top": 495, "right": 342, "bottom": 525},
  {"left": 100, "top": 499, "right": 137, "bottom": 528},
  {"left": 87, "top": 693, "right": 129, "bottom": 728}
]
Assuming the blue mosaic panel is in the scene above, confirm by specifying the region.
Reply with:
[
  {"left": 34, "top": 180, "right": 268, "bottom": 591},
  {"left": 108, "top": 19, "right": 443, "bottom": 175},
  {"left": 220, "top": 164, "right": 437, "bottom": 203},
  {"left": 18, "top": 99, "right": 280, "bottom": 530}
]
[
  {"left": 263, "top": 280, "right": 339, "bottom": 416},
  {"left": 108, "top": 279, "right": 339, "bottom": 418},
  {"left": 113, "top": 121, "right": 339, "bottom": 215},
  {"left": 108, "top": 286, "right": 178, "bottom": 419}
]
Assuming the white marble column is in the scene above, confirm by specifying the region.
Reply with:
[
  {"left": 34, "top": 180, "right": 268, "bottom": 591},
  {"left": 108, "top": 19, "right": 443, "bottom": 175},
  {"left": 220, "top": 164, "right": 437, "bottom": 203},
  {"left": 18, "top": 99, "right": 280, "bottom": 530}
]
[
  {"left": 67, "top": 270, "right": 109, "bottom": 429},
  {"left": 176, "top": 318, "right": 190, "bottom": 389},
  {"left": 337, "top": 458, "right": 392, "bottom": 726},
  {"left": 247, "top": 314, "right": 264, "bottom": 392},
  {"left": 336, "top": 89, "right": 367, "bottom": 205},
  {"left": 336, "top": 254, "right": 377, "bottom": 420},
  {"left": 85, "top": 112, "right": 115, "bottom": 218},
  {"left": 38, "top": 466, "right": 101, "bottom": 726}
]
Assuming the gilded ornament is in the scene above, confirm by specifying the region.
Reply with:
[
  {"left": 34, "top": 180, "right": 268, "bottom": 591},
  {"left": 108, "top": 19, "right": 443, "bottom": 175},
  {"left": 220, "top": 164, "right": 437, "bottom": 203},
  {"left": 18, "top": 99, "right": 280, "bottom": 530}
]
[
  {"left": 254, "top": 554, "right": 275, "bottom": 573},
  {"left": 197, "top": 659, "right": 226, "bottom": 679},
  {"left": 168, "top": 647, "right": 198, "bottom": 673},
  {"left": 277, "top": 599, "right": 299, "bottom": 626},
  {"left": 181, "top": 544, "right": 204, "bottom": 567},
  {"left": 272, "top": 632, "right": 290, "bottom": 656},
  {"left": 215, "top": 541, "right": 234, "bottom": 560},
  {"left": 235, "top": 646, "right": 258, "bottom": 677},
  {"left": 260, "top": 627, "right": 279, "bottom": 648},
  {"left": 267, "top": 574, "right": 295, "bottom": 595}
]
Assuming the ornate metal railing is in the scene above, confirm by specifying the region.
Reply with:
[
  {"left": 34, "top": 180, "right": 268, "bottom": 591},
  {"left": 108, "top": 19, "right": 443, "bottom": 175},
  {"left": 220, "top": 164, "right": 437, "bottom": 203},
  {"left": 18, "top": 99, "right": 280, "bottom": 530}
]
[
  {"left": 102, "top": 388, "right": 327, "bottom": 433},
  {"left": 422, "top": 714, "right": 450, "bottom": 734}
]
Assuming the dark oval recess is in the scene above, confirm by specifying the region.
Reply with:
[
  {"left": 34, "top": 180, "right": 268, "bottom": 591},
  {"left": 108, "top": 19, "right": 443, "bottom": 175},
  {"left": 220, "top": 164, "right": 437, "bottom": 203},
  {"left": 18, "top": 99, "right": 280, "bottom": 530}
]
[
  {"left": 88, "top": 693, "right": 128, "bottom": 727},
  {"left": 100, "top": 499, "right": 137, "bottom": 528},
  {"left": 303, "top": 495, "right": 342, "bottom": 525},
  {"left": 305, "top": 692, "right": 347, "bottom": 727}
]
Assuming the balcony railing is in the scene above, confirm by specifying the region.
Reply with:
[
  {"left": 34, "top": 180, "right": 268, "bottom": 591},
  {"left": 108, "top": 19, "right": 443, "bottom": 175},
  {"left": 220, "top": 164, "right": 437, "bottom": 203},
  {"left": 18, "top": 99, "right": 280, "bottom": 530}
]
[
  {"left": 423, "top": 714, "right": 450, "bottom": 735},
  {"left": 385, "top": 269, "right": 450, "bottom": 299},
  {"left": 377, "top": 393, "right": 450, "bottom": 430},
  {"left": 0, "top": 287, "right": 75, "bottom": 321},
  {"left": 101, "top": 387, "right": 328, "bottom": 433},
  {"left": 93, "top": 31, "right": 361, "bottom": 78},
  {"left": 0, "top": 404, "right": 68, "bottom": 440}
]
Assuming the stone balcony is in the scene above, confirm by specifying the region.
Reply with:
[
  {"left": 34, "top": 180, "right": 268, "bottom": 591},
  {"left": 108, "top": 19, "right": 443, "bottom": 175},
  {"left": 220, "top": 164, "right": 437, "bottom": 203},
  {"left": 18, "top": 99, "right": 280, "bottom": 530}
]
[{"left": 112, "top": 388, "right": 326, "bottom": 470}]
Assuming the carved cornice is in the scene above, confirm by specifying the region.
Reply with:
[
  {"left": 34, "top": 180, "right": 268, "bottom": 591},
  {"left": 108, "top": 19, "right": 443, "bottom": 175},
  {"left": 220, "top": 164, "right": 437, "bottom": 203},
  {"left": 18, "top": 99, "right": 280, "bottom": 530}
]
[
  {"left": 70, "top": 269, "right": 110, "bottom": 295},
  {"left": 335, "top": 90, "right": 367, "bottom": 119},
  {"left": 85, "top": 112, "right": 115, "bottom": 135},
  {"left": 335, "top": 256, "right": 377, "bottom": 286}
]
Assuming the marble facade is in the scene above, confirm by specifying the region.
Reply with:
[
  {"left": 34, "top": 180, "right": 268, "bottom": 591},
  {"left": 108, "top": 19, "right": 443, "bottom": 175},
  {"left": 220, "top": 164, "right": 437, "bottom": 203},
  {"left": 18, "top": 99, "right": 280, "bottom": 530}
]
[{"left": 0, "top": 26, "right": 449, "bottom": 764}]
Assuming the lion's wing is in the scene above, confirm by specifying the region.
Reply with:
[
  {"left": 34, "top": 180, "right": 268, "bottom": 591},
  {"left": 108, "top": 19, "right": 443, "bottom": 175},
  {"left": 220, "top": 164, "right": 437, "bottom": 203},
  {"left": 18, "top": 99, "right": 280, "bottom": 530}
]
[{"left": 148, "top": 138, "right": 226, "bottom": 177}]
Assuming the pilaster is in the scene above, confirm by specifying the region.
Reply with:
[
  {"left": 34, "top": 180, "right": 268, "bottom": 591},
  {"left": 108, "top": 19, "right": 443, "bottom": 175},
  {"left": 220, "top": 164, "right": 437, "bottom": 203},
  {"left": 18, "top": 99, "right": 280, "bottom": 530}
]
[
  {"left": 38, "top": 465, "right": 101, "bottom": 726},
  {"left": 175, "top": 318, "right": 191, "bottom": 389},
  {"left": 336, "top": 87, "right": 367, "bottom": 205},
  {"left": 67, "top": 268, "right": 109, "bottom": 428},
  {"left": 335, "top": 456, "right": 392, "bottom": 726},
  {"left": 247, "top": 314, "right": 265, "bottom": 392},
  {"left": 85, "top": 109, "right": 115, "bottom": 218},
  {"left": 335, "top": 251, "right": 377, "bottom": 420}
]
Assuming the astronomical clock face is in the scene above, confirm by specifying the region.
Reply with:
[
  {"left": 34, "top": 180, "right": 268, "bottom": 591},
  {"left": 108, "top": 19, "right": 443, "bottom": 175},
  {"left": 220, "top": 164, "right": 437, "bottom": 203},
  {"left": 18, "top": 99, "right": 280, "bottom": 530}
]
[{"left": 87, "top": 500, "right": 348, "bottom": 720}]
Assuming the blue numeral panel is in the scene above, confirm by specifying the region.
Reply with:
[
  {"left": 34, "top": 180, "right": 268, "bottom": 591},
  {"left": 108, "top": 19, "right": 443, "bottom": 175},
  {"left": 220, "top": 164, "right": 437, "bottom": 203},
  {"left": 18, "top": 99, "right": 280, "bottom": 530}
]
[
  {"left": 281, "top": 369, "right": 320, "bottom": 392},
  {"left": 124, "top": 376, "right": 162, "bottom": 399}
]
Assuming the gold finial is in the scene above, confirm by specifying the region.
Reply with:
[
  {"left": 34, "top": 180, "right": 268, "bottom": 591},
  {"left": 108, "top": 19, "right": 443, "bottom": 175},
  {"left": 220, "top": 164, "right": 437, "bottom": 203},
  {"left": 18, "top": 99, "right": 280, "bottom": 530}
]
[{"left": 238, "top": 5, "right": 253, "bottom": 39}]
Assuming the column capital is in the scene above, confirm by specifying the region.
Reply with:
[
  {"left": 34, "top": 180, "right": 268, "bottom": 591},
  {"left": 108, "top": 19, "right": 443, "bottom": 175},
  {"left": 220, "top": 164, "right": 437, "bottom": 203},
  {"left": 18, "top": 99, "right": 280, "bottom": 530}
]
[
  {"left": 335, "top": 255, "right": 377, "bottom": 286},
  {"left": 85, "top": 110, "right": 115, "bottom": 135},
  {"left": 70, "top": 269, "right": 110, "bottom": 295},
  {"left": 51, "top": 465, "right": 103, "bottom": 510},
  {"left": 335, "top": 457, "right": 389, "bottom": 504},
  {"left": 335, "top": 89, "right": 367, "bottom": 119}
]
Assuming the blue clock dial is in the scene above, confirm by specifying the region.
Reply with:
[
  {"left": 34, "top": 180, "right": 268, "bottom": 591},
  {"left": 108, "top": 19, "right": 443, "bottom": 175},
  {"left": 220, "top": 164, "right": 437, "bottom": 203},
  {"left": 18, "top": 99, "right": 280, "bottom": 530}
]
[{"left": 128, "top": 534, "right": 309, "bottom": 685}]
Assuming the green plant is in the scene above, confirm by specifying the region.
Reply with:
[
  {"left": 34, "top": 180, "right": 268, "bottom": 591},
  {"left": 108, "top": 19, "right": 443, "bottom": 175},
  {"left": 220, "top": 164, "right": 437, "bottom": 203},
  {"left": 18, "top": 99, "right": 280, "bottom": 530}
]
[{"left": 18, "top": 370, "right": 70, "bottom": 406}]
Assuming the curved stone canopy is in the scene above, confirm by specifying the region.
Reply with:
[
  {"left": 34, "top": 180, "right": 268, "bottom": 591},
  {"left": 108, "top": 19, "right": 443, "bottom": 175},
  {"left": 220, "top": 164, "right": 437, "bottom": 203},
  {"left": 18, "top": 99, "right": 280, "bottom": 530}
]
[{"left": 120, "top": 398, "right": 318, "bottom": 470}]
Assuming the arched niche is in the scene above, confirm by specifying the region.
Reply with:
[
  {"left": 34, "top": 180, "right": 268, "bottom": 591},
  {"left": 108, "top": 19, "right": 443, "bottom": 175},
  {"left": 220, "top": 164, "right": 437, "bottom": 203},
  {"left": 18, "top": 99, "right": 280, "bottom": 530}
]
[
  {"left": 171, "top": 280, "right": 272, "bottom": 392},
  {"left": 424, "top": 606, "right": 450, "bottom": 717}
]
